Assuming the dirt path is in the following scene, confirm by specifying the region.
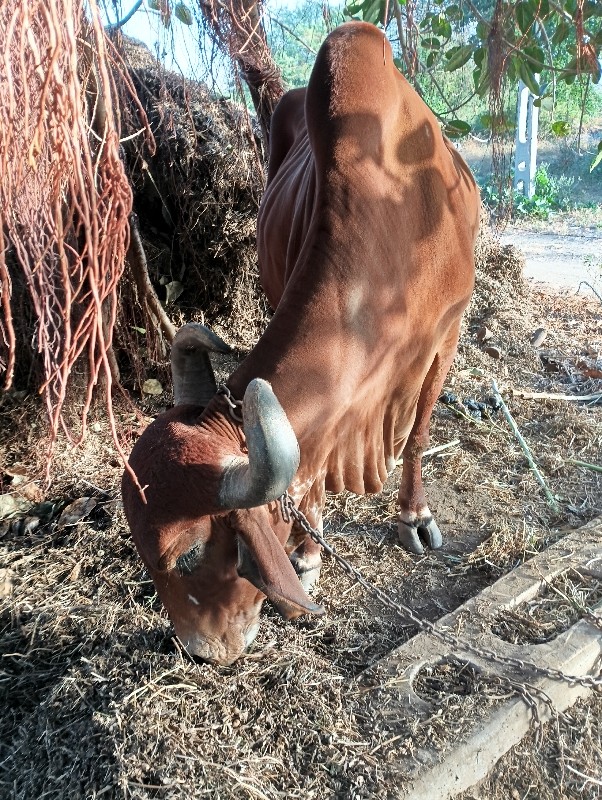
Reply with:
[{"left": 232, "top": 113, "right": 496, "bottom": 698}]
[{"left": 501, "top": 228, "right": 601, "bottom": 291}]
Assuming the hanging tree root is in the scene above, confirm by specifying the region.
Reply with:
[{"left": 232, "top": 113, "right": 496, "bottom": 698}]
[{"left": 0, "top": 0, "right": 150, "bottom": 494}]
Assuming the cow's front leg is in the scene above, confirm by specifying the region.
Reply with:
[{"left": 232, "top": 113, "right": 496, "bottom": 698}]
[
  {"left": 290, "top": 531, "right": 323, "bottom": 592},
  {"left": 397, "top": 326, "right": 460, "bottom": 554},
  {"left": 398, "top": 448, "right": 442, "bottom": 554},
  {"left": 288, "top": 482, "right": 324, "bottom": 592}
]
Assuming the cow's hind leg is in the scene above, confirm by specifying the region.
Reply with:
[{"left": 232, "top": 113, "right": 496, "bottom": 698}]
[{"left": 397, "top": 326, "right": 460, "bottom": 554}]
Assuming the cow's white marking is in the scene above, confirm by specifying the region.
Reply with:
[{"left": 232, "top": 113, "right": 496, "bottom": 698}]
[
  {"left": 188, "top": 594, "right": 200, "bottom": 606},
  {"left": 346, "top": 285, "right": 363, "bottom": 316}
]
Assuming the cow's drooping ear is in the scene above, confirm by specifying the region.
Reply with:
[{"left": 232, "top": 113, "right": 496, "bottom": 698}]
[
  {"left": 171, "top": 323, "right": 232, "bottom": 408},
  {"left": 233, "top": 508, "right": 324, "bottom": 620}
]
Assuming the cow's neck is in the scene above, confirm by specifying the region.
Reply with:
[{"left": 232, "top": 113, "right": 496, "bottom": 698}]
[{"left": 227, "top": 239, "right": 406, "bottom": 495}]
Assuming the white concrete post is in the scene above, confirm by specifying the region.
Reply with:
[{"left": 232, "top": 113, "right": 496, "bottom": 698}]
[{"left": 513, "top": 80, "right": 540, "bottom": 198}]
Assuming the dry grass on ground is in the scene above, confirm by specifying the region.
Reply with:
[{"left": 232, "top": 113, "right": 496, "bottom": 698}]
[{"left": 1, "top": 227, "right": 602, "bottom": 799}]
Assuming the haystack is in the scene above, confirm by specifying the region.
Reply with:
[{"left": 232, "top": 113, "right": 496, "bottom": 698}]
[{"left": 117, "top": 38, "right": 268, "bottom": 376}]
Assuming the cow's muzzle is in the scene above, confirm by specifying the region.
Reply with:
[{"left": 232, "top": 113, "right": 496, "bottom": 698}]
[{"left": 182, "top": 622, "right": 260, "bottom": 666}]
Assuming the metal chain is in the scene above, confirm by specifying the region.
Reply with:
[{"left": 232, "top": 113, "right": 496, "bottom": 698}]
[
  {"left": 217, "top": 384, "right": 243, "bottom": 423},
  {"left": 213, "top": 383, "right": 600, "bottom": 689},
  {"left": 279, "top": 491, "right": 602, "bottom": 690}
]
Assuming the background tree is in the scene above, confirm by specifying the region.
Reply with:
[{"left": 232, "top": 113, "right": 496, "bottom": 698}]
[{"left": 343, "top": 0, "right": 602, "bottom": 169}]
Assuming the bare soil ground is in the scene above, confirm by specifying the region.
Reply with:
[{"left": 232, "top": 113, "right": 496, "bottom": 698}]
[{"left": 1, "top": 225, "right": 601, "bottom": 798}]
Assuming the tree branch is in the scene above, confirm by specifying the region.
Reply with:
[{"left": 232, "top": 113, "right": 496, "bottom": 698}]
[
  {"left": 105, "top": 0, "right": 144, "bottom": 32},
  {"left": 127, "top": 213, "right": 176, "bottom": 343}
]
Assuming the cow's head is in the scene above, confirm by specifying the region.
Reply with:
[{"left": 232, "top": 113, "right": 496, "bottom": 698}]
[{"left": 122, "top": 324, "right": 323, "bottom": 666}]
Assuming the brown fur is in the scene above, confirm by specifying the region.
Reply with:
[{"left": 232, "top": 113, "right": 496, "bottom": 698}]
[{"left": 122, "top": 22, "right": 480, "bottom": 665}]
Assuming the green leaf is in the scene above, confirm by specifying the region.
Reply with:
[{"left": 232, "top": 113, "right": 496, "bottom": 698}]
[
  {"left": 147, "top": 0, "right": 161, "bottom": 9},
  {"left": 132, "top": 326, "right": 147, "bottom": 334},
  {"left": 421, "top": 36, "right": 441, "bottom": 49},
  {"left": 523, "top": 45, "right": 545, "bottom": 71},
  {"left": 476, "top": 20, "right": 489, "bottom": 40},
  {"left": 473, "top": 47, "right": 485, "bottom": 68},
  {"left": 362, "top": 0, "right": 385, "bottom": 24},
  {"left": 445, "top": 3, "right": 462, "bottom": 20},
  {"left": 507, "top": 57, "right": 519, "bottom": 84},
  {"left": 346, "top": 0, "right": 384, "bottom": 23},
  {"left": 431, "top": 16, "right": 452, "bottom": 38},
  {"left": 444, "top": 44, "right": 473, "bottom": 71},
  {"left": 551, "top": 120, "right": 570, "bottom": 136},
  {"left": 474, "top": 65, "right": 491, "bottom": 97},
  {"left": 591, "top": 142, "right": 602, "bottom": 172},
  {"left": 539, "top": 94, "right": 554, "bottom": 111},
  {"left": 443, "top": 119, "right": 471, "bottom": 138},
  {"left": 516, "top": 1, "right": 535, "bottom": 34},
  {"left": 174, "top": 2, "right": 193, "bottom": 24},
  {"left": 519, "top": 60, "right": 540, "bottom": 95},
  {"left": 552, "top": 19, "right": 570, "bottom": 45},
  {"left": 426, "top": 51, "right": 437, "bottom": 67}
]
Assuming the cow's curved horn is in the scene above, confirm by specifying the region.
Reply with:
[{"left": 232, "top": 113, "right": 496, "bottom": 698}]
[
  {"left": 171, "top": 323, "right": 232, "bottom": 407},
  {"left": 218, "top": 379, "right": 300, "bottom": 509}
]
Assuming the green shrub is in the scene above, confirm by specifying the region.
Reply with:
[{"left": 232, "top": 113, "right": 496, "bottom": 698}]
[{"left": 480, "top": 164, "right": 576, "bottom": 219}]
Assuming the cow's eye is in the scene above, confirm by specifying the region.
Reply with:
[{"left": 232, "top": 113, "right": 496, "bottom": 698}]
[{"left": 175, "top": 541, "right": 206, "bottom": 576}]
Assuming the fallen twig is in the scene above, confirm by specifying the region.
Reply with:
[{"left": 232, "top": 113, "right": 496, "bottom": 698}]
[
  {"left": 565, "top": 458, "right": 602, "bottom": 474},
  {"left": 564, "top": 763, "right": 602, "bottom": 788},
  {"left": 577, "top": 280, "right": 602, "bottom": 307},
  {"left": 513, "top": 390, "right": 602, "bottom": 403},
  {"left": 128, "top": 212, "right": 177, "bottom": 344},
  {"left": 396, "top": 438, "right": 460, "bottom": 465},
  {"left": 492, "top": 380, "right": 561, "bottom": 513},
  {"left": 424, "top": 439, "right": 460, "bottom": 457}
]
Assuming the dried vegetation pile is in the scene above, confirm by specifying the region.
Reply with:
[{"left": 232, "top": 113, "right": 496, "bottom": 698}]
[
  {"left": 1, "top": 67, "right": 602, "bottom": 799},
  {"left": 117, "top": 39, "right": 268, "bottom": 394}
]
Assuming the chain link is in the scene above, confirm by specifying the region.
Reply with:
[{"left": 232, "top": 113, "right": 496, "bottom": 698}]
[
  {"left": 279, "top": 491, "right": 602, "bottom": 690},
  {"left": 217, "top": 384, "right": 243, "bottom": 423},
  {"left": 213, "top": 383, "right": 600, "bottom": 690}
]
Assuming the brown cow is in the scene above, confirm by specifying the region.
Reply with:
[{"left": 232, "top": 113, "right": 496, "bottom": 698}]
[{"left": 122, "top": 21, "right": 480, "bottom": 666}]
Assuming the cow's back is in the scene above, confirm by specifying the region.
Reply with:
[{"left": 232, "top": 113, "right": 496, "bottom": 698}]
[{"left": 258, "top": 22, "right": 479, "bottom": 317}]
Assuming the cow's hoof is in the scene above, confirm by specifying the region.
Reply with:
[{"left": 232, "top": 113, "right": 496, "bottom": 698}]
[{"left": 397, "top": 516, "right": 442, "bottom": 554}]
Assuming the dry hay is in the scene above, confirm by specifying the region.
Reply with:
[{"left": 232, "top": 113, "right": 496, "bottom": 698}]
[
  {"left": 111, "top": 40, "right": 268, "bottom": 395},
  {"left": 490, "top": 569, "right": 602, "bottom": 645},
  {"left": 2, "top": 193, "right": 602, "bottom": 795},
  {"left": 119, "top": 41, "right": 267, "bottom": 344},
  {"left": 458, "top": 694, "right": 602, "bottom": 800}
]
